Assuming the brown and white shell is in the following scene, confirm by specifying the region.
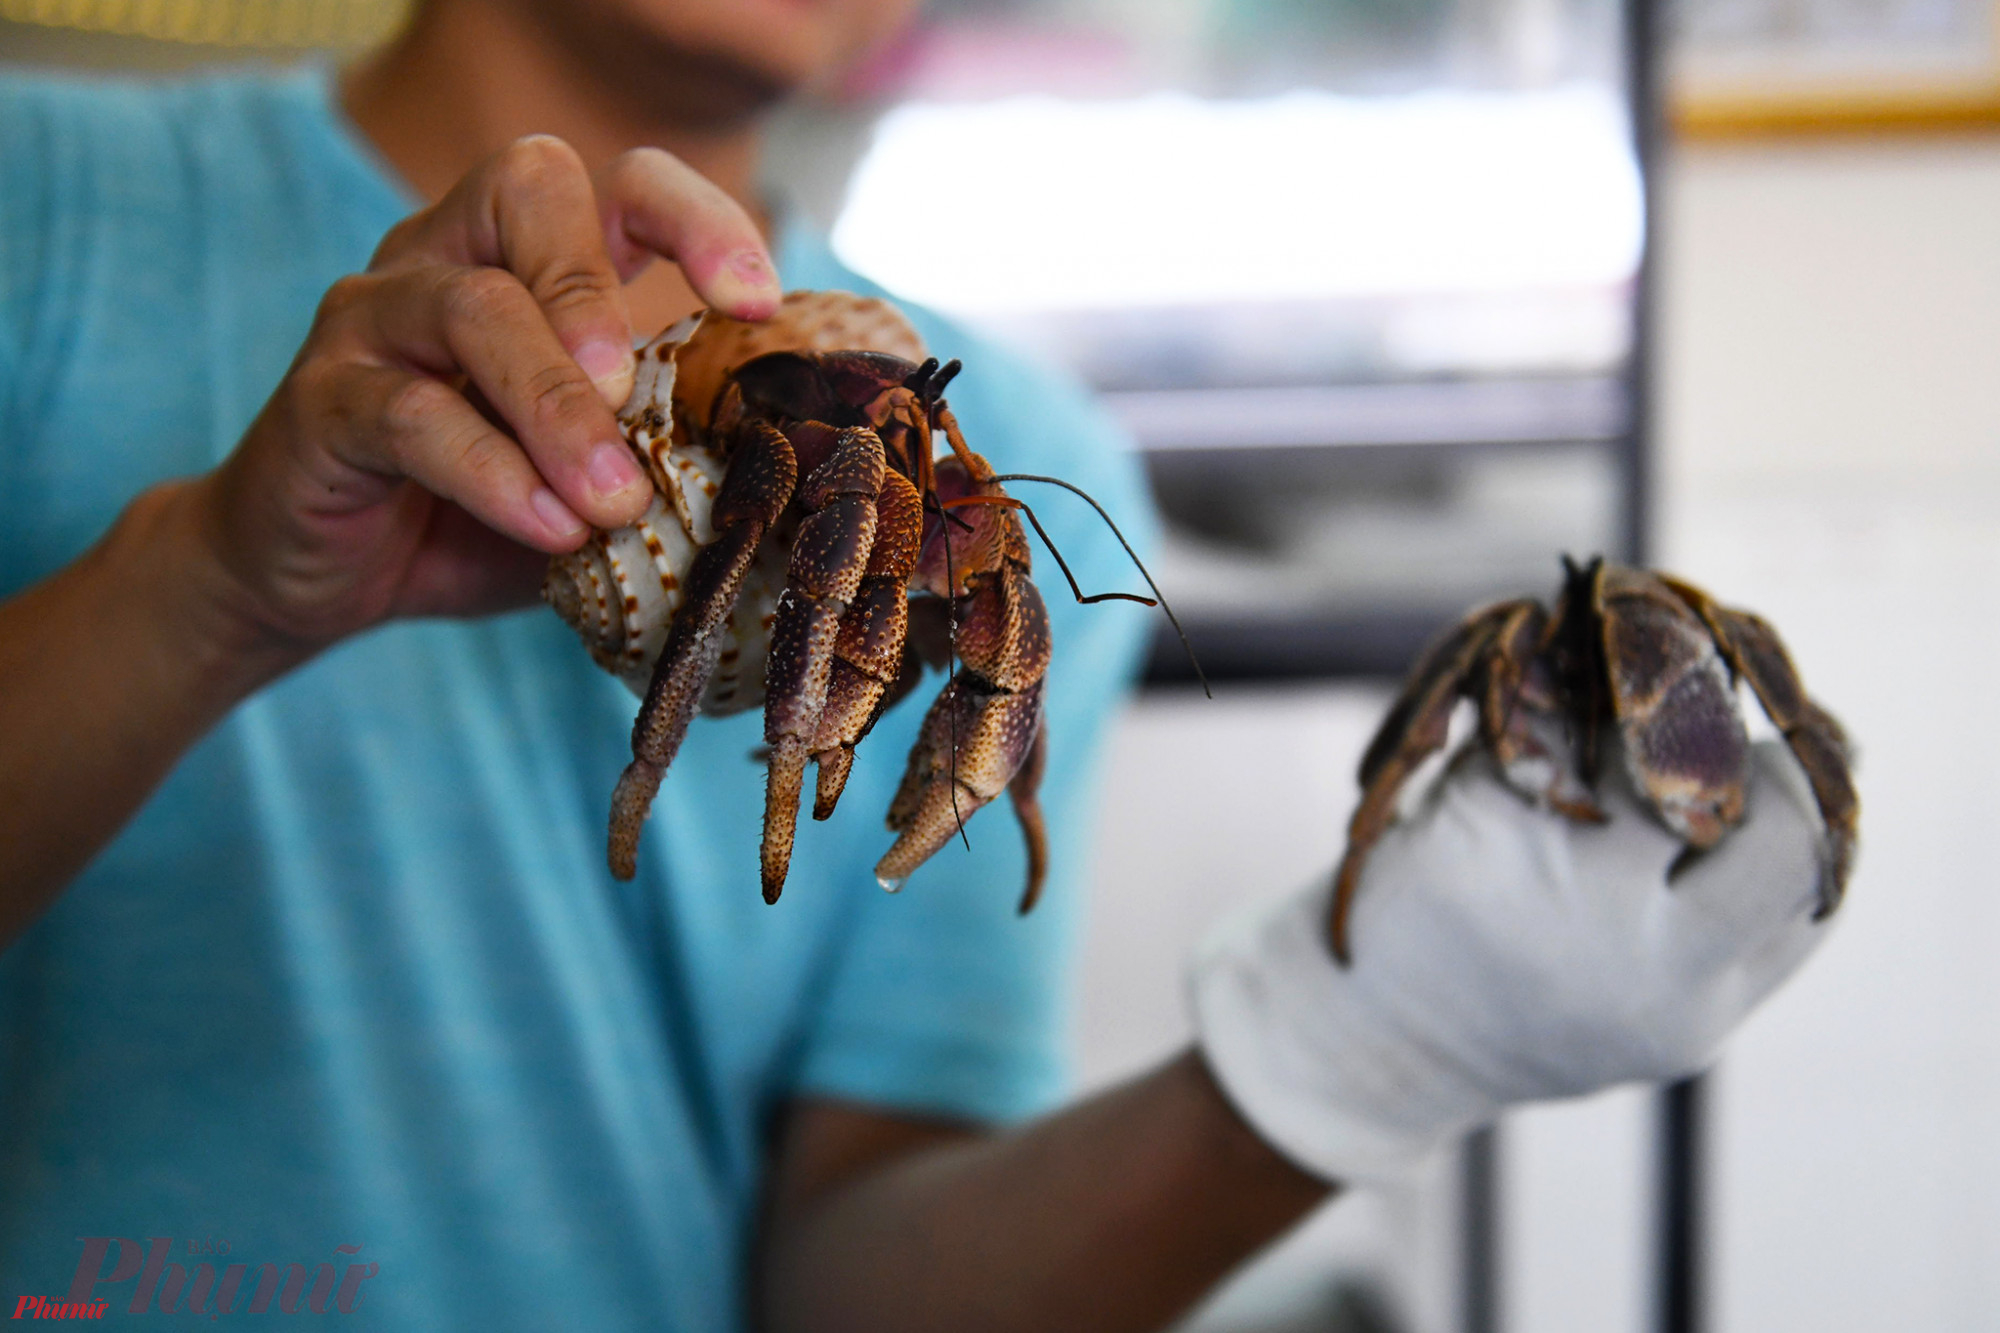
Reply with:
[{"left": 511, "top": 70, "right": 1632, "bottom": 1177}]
[{"left": 542, "top": 291, "right": 928, "bottom": 713}]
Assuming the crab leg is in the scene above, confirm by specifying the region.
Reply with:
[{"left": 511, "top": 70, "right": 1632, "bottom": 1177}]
[
  {"left": 805, "top": 582, "right": 904, "bottom": 817},
  {"left": 1007, "top": 725, "right": 1050, "bottom": 914},
  {"left": 1476, "top": 602, "right": 1605, "bottom": 823},
  {"left": 1330, "top": 602, "right": 1521, "bottom": 964},
  {"left": 608, "top": 420, "right": 797, "bottom": 880},
  {"left": 1658, "top": 577, "right": 1860, "bottom": 914},
  {"left": 877, "top": 667, "right": 1047, "bottom": 897},
  {"left": 808, "top": 467, "right": 925, "bottom": 821},
  {"left": 1589, "top": 566, "right": 1750, "bottom": 853},
  {"left": 875, "top": 453, "right": 1053, "bottom": 903},
  {"left": 933, "top": 402, "right": 981, "bottom": 474},
  {"left": 761, "top": 426, "right": 888, "bottom": 903},
  {"left": 875, "top": 557, "right": 1052, "bottom": 900}
]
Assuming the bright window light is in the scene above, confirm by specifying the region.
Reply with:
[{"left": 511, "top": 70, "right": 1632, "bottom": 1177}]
[{"left": 831, "top": 86, "right": 1643, "bottom": 315}]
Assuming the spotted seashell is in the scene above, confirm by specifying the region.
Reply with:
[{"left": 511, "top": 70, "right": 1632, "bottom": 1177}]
[
  {"left": 543, "top": 314, "right": 779, "bottom": 712},
  {"left": 543, "top": 292, "right": 928, "bottom": 714}
]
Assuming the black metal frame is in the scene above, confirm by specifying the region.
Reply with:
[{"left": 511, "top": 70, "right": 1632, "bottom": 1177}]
[
  {"left": 1461, "top": 1126, "right": 1501, "bottom": 1333},
  {"left": 1620, "top": 0, "right": 1708, "bottom": 1327},
  {"left": 1656, "top": 1077, "right": 1704, "bottom": 1333}
]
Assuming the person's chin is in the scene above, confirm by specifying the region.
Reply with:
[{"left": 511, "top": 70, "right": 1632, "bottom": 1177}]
[
  {"left": 650, "top": 43, "right": 802, "bottom": 126},
  {"left": 613, "top": 2, "right": 832, "bottom": 98},
  {"left": 564, "top": 14, "right": 810, "bottom": 127}
]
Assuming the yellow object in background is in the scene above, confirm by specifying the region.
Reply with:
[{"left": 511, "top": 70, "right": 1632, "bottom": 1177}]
[
  {"left": 0, "top": 0, "right": 400, "bottom": 48},
  {"left": 1671, "top": 0, "right": 2000, "bottom": 136}
]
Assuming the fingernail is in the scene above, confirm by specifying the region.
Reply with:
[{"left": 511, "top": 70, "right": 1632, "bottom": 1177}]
[
  {"left": 531, "top": 486, "right": 587, "bottom": 539},
  {"left": 712, "top": 249, "right": 781, "bottom": 318},
  {"left": 730, "top": 249, "right": 776, "bottom": 287},
  {"left": 574, "top": 338, "right": 633, "bottom": 389},
  {"left": 587, "top": 441, "right": 644, "bottom": 498}
]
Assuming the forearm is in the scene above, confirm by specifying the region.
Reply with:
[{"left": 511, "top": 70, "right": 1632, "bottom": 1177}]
[
  {"left": 758, "top": 1050, "right": 1331, "bottom": 1333},
  {"left": 0, "top": 480, "right": 298, "bottom": 942}
]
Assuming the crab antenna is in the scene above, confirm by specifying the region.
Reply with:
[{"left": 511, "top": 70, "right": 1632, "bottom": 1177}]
[
  {"left": 943, "top": 494, "right": 1157, "bottom": 609},
  {"left": 932, "top": 404, "right": 983, "bottom": 473},
  {"left": 990, "top": 473, "right": 1210, "bottom": 699}
]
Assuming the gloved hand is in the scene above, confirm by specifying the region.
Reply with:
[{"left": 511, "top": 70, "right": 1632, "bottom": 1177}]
[{"left": 1189, "top": 740, "right": 1835, "bottom": 1187}]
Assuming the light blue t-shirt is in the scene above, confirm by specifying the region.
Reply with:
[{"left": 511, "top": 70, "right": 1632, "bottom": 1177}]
[{"left": 0, "top": 68, "right": 1153, "bottom": 1328}]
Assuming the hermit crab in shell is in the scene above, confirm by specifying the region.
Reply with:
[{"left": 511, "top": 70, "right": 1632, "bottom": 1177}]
[
  {"left": 543, "top": 291, "right": 1184, "bottom": 909},
  {"left": 1329, "top": 557, "right": 1859, "bottom": 964}
]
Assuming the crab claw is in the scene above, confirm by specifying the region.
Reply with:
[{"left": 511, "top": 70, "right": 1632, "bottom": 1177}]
[{"left": 875, "top": 675, "right": 1047, "bottom": 900}]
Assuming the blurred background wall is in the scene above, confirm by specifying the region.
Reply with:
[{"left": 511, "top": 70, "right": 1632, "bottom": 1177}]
[
  {"left": 1079, "top": 130, "right": 2000, "bottom": 1332},
  {"left": 5, "top": 1, "right": 1998, "bottom": 1329},
  {"left": 1655, "top": 133, "right": 2000, "bottom": 1331}
]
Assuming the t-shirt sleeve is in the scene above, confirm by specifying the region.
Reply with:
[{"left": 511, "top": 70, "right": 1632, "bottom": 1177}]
[{"left": 786, "top": 333, "right": 1159, "bottom": 1125}]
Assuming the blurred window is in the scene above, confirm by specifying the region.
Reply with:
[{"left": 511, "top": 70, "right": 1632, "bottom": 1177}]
[{"left": 770, "top": 0, "right": 1646, "bottom": 678}]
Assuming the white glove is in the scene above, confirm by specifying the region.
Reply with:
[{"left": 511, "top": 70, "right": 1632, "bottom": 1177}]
[{"left": 1190, "top": 740, "right": 1834, "bottom": 1187}]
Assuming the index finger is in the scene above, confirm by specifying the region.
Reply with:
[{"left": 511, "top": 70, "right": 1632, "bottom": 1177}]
[
  {"left": 373, "top": 135, "right": 642, "bottom": 407},
  {"left": 597, "top": 147, "right": 782, "bottom": 322}
]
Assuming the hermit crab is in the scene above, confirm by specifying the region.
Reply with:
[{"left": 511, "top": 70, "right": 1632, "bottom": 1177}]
[
  {"left": 1329, "top": 557, "right": 1858, "bottom": 963},
  {"left": 544, "top": 291, "right": 1178, "bottom": 909}
]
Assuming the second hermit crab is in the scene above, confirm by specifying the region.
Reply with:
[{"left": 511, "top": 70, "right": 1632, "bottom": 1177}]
[
  {"left": 1329, "top": 557, "right": 1859, "bottom": 963},
  {"left": 544, "top": 291, "right": 1175, "bottom": 910}
]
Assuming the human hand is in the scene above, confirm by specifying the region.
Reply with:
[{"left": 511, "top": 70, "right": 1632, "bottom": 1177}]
[
  {"left": 184, "top": 136, "right": 779, "bottom": 660},
  {"left": 1190, "top": 740, "right": 1834, "bottom": 1187}
]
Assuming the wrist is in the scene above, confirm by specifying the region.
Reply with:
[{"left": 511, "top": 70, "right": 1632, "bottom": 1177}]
[
  {"left": 0, "top": 481, "right": 313, "bottom": 926},
  {"left": 1178, "top": 1048, "right": 1339, "bottom": 1204},
  {"left": 1189, "top": 884, "right": 1496, "bottom": 1187},
  {"left": 105, "top": 479, "right": 313, "bottom": 716}
]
